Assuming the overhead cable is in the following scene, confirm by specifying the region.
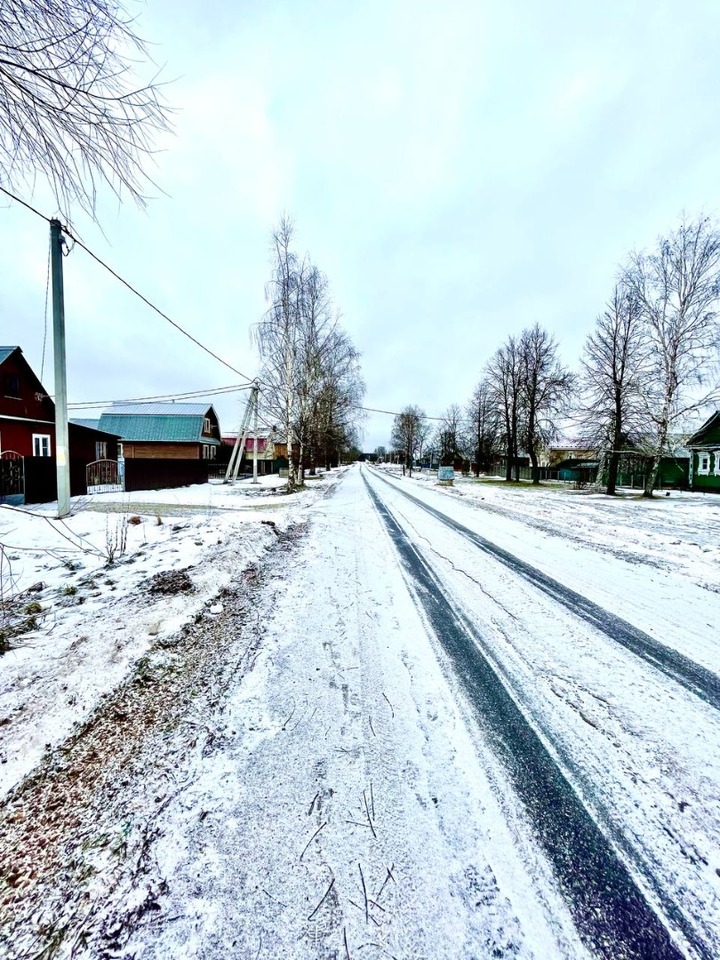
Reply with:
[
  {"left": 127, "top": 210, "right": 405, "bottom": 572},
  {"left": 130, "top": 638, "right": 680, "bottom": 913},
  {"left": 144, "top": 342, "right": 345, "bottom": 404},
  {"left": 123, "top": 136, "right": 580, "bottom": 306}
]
[{"left": 0, "top": 184, "right": 256, "bottom": 384}]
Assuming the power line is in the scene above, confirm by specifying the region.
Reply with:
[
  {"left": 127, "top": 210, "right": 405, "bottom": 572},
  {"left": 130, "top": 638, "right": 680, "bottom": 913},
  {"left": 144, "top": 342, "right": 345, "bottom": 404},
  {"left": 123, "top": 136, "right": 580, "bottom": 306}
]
[
  {"left": 67, "top": 382, "right": 254, "bottom": 409},
  {"left": 0, "top": 184, "right": 257, "bottom": 384},
  {"left": 63, "top": 227, "right": 256, "bottom": 382},
  {"left": 0, "top": 185, "right": 50, "bottom": 222},
  {"left": 357, "top": 404, "right": 451, "bottom": 422}
]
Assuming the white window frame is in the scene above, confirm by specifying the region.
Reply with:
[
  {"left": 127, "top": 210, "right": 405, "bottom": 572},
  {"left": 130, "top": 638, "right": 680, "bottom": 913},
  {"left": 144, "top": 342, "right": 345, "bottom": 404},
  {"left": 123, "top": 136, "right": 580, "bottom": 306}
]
[
  {"left": 95, "top": 441, "right": 107, "bottom": 460},
  {"left": 698, "top": 452, "right": 710, "bottom": 476},
  {"left": 203, "top": 417, "right": 211, "bottom": 435},
  {"left": 202, "top": 444, "right": 216, "bottom": 460},
  {"left": 714, "top": 450, "right": 720, "bottom": 476},
  {"left": 32, "top": 433, "right": 51, "bottom": 457}
]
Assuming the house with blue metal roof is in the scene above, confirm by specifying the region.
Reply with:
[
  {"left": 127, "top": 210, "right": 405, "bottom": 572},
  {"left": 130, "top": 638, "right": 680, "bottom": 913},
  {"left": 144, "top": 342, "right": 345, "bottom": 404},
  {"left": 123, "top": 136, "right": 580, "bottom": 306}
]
[{"left": 97, "top": 402, "right": 221, "bottom": 460}]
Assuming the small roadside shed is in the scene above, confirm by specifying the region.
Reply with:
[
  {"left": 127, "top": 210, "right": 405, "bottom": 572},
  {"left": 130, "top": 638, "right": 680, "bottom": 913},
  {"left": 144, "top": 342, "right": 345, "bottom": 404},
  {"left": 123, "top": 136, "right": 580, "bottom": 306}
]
[{"left": 687, "top": 411, "right": 720, "bottom": 492}]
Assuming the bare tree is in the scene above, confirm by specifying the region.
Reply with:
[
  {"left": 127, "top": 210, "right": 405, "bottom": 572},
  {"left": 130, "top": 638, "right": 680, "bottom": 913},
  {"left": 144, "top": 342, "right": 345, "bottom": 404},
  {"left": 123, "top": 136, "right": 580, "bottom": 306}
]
[
  {"left": 625, "top": 216, "right": 720, "bottom": 496},
  {"left": 0, "top": 0, "right": 171, "bottom": 215},
  {"left": 293, "top": 264, "right": 334, "bottom": 478},
  {"left": 390, "top": 405, "right": 426, "bottom": 477},
  {"left": 578, "top": 284, "right": 650, "bottom": 494},
  {"left": 466, "top": 378, "right": 500, "bottom": 477},
  {"left": 255, "top": 219, "right": 365, "bottom": 488},
  {"left": 309, "top": 327, "right": 365, "bottom": 472},
  {"left": 486, "top": 336, "right": 523, "bottom": 481},
  {"left": 518, "top": 324, "right": 575, "bottom": 484},
  {"left": 436, "top": 403, "right": 465, "bottom": 466},
  {"left": 255, "top": 217, "right": 306, "bottom": 491}
]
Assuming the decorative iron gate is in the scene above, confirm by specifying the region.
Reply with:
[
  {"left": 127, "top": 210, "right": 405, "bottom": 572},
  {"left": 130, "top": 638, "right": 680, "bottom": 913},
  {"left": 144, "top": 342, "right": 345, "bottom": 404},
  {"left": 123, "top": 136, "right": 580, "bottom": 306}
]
[
  {"left": 0, "top": 451, "right": 25, "bottom": 505},
  {"left": 86, "top": 459, "right": 123, "bottom": 494}
]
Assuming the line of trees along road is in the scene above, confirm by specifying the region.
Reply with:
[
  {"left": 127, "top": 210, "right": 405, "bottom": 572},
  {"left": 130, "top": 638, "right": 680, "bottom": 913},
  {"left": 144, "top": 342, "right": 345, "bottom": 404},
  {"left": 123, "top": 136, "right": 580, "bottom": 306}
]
[
  {"left": 255, "top": 218, "right": 366, "bottom": 491},
  {"left": 388, "top": 214, "right": 720, "bottom": 497}
]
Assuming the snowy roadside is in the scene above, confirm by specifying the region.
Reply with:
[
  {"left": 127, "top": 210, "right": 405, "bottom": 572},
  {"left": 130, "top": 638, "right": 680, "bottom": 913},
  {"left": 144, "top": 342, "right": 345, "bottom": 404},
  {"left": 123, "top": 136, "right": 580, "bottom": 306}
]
[
  {"left": 375, "top": 465, "right": 720, "bottom": 593},
  {"left": 0, "top": 471, "right": 342, "bottom": 797},
  {"left": 1, "top": 464, "right": 578, "bottom": 960}
]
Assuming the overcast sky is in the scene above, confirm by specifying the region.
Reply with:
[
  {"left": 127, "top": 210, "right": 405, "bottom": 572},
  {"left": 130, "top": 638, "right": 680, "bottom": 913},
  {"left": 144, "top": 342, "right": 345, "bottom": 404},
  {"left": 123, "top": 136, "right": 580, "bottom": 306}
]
[{"left": 2, "top": 0, "right": 720, "bottom": 450}]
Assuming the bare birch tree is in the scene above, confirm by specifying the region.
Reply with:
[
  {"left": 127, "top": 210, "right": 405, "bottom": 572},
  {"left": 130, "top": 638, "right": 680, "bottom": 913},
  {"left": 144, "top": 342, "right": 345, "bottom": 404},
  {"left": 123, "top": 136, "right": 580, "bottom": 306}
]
[
  {"left": 578, "top": 283, "right": 650, "bottom": 495},
  {"left": 0, "top": 0, "right": 171, "bottom": 215},
  {"left": 255, "top": 218, "right": 365, "bottom": 487},
  {"left": 255, "top": 217, "right": 305, "bottom": 491},
  {"left": 625, "top": 216, "right": 720, "bottom": 496}
]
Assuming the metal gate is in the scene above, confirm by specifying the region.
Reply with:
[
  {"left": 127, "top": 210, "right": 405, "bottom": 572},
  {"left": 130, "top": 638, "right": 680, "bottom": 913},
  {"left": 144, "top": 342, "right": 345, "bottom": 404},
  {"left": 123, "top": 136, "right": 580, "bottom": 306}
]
[
  {"left": 86, "top": 459, "right": 123, "bottom": 494},
  {"left": 0, "top": 451, "right": 25, "bottom": 505}
]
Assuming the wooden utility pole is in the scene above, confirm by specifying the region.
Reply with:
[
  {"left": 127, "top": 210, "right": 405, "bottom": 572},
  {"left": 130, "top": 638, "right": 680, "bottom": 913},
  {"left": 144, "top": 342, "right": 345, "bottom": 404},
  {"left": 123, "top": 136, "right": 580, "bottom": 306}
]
[{"left": 50, "top": 219, "right": 70, "bottom": 518}]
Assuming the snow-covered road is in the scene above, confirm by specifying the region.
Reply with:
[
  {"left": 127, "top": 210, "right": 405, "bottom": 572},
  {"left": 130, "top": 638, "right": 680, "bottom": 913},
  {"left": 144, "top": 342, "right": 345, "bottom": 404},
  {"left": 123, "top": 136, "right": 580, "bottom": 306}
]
[
  {"left": 362, "top": 467, "right": 720, "bottom": 959},
  {"left": 2, "top": 465, "right": 718, "bottom": 959}
]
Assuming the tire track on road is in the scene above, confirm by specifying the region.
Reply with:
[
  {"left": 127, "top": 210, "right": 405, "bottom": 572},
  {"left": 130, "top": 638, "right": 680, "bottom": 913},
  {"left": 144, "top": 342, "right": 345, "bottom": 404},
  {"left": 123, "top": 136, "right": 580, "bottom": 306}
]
[
  {"left": 364, "top": 473, "right": 697, "bottom": 960},
  {"left": 370, "top": 469, "right": 720, "bottom": 713}
]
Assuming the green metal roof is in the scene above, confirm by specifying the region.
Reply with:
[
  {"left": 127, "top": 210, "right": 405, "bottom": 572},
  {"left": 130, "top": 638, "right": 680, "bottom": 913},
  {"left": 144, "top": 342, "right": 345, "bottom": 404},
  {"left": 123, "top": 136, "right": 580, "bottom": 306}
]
[
  {"left": 70, "top": 418, "right": 101, "bottom": 430},
  {"left": 98, "top": 412, "right": 219, "bottom": 443}
]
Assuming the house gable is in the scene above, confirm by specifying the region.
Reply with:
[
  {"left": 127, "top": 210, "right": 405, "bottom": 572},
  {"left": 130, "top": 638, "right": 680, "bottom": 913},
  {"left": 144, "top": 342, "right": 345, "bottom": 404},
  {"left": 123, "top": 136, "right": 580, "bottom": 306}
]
[
  {"left": 97, "top": 402, "right": 221, "bottom": 447},
  {"left": 688, "top": 411, "right": 720, "bottom": 490},
  {"left": 0, "top": 346, "right": 55, "bottom": 422},
  {"left": 687, "top": 411, "right": 720, "bottom": 448}
]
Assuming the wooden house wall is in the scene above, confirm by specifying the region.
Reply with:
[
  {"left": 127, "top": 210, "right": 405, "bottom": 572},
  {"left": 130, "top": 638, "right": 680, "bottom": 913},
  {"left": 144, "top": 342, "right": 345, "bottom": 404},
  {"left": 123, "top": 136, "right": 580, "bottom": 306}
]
[
  {"left": 0, "top": 419, "right": 117, "bottom": 461},
  {"left": 121, "top": 441, "right": 202, "bottom": 460}
]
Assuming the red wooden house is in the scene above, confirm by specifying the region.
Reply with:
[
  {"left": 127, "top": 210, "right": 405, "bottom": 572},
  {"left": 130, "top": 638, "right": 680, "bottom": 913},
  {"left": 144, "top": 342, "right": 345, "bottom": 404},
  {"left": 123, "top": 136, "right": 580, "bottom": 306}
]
[{"left": 0, "top": 346, "right": 120, "bottom": 504}]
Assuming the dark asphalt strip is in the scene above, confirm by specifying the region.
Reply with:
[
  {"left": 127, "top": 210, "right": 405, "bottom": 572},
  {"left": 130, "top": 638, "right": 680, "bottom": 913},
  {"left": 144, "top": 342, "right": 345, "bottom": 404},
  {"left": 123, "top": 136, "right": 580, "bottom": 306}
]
[
  {"left": 371, "top": 470, "right": 720, "bottom": 713},
  {"left": 364, "top": 475, "right": 694, "bottom": 960}
]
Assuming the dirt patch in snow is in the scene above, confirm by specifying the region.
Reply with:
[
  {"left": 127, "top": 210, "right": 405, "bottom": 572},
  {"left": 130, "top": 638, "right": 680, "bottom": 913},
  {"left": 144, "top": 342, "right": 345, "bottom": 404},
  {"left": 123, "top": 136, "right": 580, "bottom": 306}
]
[
  {"left": 146, "top": 569, "right": 195, "bottom": 595},
  {"left": 0, "top": 522, "right": 307, "bottom": 958}
]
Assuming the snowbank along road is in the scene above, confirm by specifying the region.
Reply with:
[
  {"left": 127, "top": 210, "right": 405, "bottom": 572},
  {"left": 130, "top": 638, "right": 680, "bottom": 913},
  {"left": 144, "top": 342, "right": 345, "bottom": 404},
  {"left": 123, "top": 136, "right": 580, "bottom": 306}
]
[{"left": 1, "top": 464, "right": 718, "bottom": 959}]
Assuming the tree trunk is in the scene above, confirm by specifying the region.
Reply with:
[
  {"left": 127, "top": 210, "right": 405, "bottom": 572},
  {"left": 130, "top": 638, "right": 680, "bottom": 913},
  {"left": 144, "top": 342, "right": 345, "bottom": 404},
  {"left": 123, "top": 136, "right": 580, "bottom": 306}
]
[
  {"left": 606, "top": 451, "right": 620, "bottom": 495},
  {"left": 644, "top": 400, "right": 671, "bottom": 497},
  {"left": 529, "top": 449, "right": 540, "bottom": 484},
  {"left": 644, "top": 454, "right": 662, "bottom": 497}
]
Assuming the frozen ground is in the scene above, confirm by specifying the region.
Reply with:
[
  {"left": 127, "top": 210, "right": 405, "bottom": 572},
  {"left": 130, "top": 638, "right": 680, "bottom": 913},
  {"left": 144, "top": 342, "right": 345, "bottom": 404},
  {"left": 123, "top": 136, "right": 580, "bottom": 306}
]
[
  {"left": 1, "top": 465, "right": 718, "bottom": 959},
  {"left": 381, "top": 464, "right": 720, "bottom": 594},
  {"left": 0, "top": 472, "right": 327, "bottom": 795}
]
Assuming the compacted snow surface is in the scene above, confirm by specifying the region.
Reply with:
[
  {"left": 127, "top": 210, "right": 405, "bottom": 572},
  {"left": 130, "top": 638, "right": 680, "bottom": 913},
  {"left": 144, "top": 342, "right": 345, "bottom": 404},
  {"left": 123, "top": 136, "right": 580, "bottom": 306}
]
[{"left": 1, "top": 465, "right": 718, "bottom": 959}]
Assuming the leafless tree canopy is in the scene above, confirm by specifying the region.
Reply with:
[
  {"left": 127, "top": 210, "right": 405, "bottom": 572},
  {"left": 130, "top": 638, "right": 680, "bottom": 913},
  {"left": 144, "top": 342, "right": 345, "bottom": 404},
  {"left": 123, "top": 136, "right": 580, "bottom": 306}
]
[
  {"left": 578, "top": 283, "right": 650, "bottom": 494},
  {"left": 255, "top": 217, "right": 365, "bottom": 488},
  {"left": 435, "top": 403, "right": 464, "bottom": 466},
  {"left": 390, "top": 405, "right": 428, "bottom": 476},
  {"left": 624, "top": 215, "right": 720, "bottom": 494},
  {"left": 485, "top": 335, "right": 523, "bottom": 481},
  {"left": 518, "top": 324, "right": 575, "bottom": 484},
  {"left": 0, "top": 0, "right": 171, "bottom": 214},
  {"left": 465, "top": 378, "right": 500, "bottom": 477}
]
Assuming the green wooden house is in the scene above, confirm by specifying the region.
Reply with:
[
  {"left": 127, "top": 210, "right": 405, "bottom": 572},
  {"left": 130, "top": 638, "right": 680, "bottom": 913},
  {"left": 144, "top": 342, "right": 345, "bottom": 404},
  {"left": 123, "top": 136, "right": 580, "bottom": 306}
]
[{"left": 688, "top": 411, "right": 720, "bottom": 492}]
